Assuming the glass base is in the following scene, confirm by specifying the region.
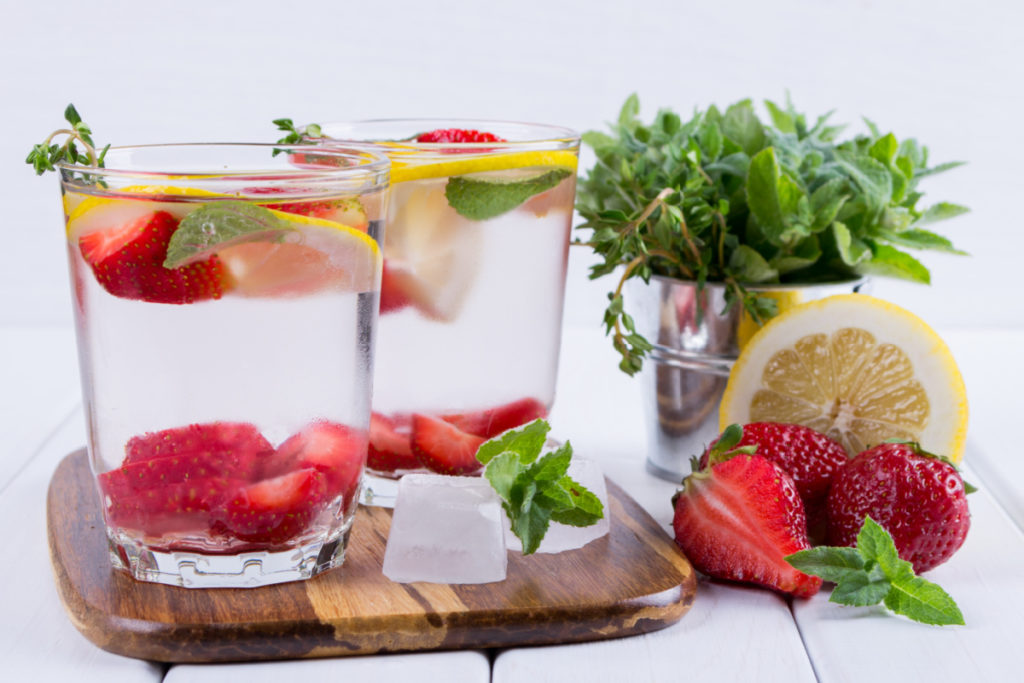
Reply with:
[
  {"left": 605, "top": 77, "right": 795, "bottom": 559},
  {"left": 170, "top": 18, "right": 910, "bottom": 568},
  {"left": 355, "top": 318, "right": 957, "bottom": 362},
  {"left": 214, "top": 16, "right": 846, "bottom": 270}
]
[{"left": 107, "top": 520, "right": 355, "bottom": 588}]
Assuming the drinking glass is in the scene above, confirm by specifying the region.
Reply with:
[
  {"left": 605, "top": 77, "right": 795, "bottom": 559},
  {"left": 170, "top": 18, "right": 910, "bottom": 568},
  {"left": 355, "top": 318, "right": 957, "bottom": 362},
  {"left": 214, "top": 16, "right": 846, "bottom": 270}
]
[{"left": 59, "top": 143, "right": 389, "bottom": 587}]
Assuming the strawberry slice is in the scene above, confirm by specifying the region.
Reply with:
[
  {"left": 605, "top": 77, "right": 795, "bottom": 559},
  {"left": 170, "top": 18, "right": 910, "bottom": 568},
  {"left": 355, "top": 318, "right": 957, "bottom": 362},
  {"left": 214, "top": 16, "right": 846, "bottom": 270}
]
[
  {"left": 79, "top": 210, "right": 229, "bottom": 304},
  {"left": 100, "top": 471, "right": 243, "bottom": 535},
  {"left": 416, "top": 129, "right": 505, "bottom": 144},
  {"left": 367, "top": 413, "right": 420, "bottom": 472},
  {"left": 124, "top": 421, "right": 272, "bottom": 479},
  {"left": 441, "top": 398, "right": 548, "bottom": 439},
  {"left": 270, "top": 420, "right": 366, "bottom": 504},
  {"left": 379, "top": 260, "right": 413, "bottom": 314},
  {"left": 222, "top": 468, "right": 329, "bottom": 544},
  {"left": 672, "top": 454, "right": 821, "bottom": 598},
  {"left": 410, "top": 413, "right": 485, "bottom": 475}
]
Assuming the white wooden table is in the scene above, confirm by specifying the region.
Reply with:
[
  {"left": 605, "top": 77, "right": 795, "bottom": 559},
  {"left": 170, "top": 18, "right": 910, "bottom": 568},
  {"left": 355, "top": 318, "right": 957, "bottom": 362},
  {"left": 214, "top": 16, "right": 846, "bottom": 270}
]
[{"left": 2, "top": 325, "right": 1022, "bottom": 682}]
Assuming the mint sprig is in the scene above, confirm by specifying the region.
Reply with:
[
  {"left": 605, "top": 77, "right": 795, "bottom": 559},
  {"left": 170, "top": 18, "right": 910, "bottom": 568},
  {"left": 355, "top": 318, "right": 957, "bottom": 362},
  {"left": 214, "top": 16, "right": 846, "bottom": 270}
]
[
  {"left": 446, "top": 168, "right": 571, "bottom": 220},
  {"left": 786, "top": 517, "right": 964, "bottom": 626},
  {"left": 26, "top": 104, "right": 110, "bottom": 179},
  {"left": 272, "top": 118, "right": 323, "bottom": 156},
  {"left": 577, "top": 94, "right": 968, "bottom": 375},
  {"left": 477, "top": 419, "right": 604, "bottom": 555}
]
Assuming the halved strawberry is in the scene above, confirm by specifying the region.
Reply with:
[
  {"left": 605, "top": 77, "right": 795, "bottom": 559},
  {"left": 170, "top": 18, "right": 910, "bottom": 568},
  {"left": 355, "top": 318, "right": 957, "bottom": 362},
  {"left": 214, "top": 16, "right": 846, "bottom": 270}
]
[
  {"left": 101, "top": 475, "right": 242, "bottom": 536},
  {"left": 221, "top": 468, "right": 329, "bottom": 544},
  {"left": 672, "top": 454, "right": 821, "bottom": 598},
  {"left": 416, "top": 129, "right": 505, "bottom": 144},
  {"left": 79, "top": 210, "right": 229, "bottom": 304},
  {"left": 441, "top": 398, "right": 548, "bottom": 439},
  {"left": 410, "top": 413, "right": 485, "bottom": 475},
  {"left": 367, "top": 413, "right": 420, "bottom": 472},
  {"left": 270, "top": 420, "right": 366, "bottom": 503}
]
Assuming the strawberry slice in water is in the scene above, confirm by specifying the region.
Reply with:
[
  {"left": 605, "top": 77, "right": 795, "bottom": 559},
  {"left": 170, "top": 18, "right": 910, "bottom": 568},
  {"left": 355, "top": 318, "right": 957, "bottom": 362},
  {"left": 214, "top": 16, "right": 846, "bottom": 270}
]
[
  {"left": 102, "top": 476, "right": 242, "bottom": 536},
  {"left": 222, "top": 468, "right": 330, "bottom": 544},
  {"left": 441, "top": 398, "right": 548, "bottom": 439},
  {"left": 416, "top": 129, "right": 505, "bottom": 144},
  {"left": 124, "top": 421, "right": 273, "bottom": 478},
  {"left": 79, "top": 210, "right": 228, "bottom": 304},
  {"left": 411, "top": 414, "right": 485, "bottom": 475},
  {"left": 367, "top": 413, "right": 420, "bottom": 472},
  {"left": 269, "top": 420, "right": 366, "bottom": 504}
]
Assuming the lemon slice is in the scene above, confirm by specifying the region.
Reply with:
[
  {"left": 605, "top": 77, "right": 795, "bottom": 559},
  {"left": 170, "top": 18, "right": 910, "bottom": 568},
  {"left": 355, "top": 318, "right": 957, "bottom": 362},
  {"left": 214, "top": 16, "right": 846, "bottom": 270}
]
[
  {"left": 387, "top": 149, "right": 578, "bottom": 184},
  {"left": 65, "top": 186, "right": 220, "bottom": 238},
  {"left": 719, "top": 294, "right": 968, "bottom": 462}
]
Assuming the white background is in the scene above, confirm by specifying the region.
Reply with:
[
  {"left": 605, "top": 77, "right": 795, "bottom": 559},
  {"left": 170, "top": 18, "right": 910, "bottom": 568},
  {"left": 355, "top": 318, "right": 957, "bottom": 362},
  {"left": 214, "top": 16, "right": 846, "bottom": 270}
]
[{"left": 1, "top": 0, "right": 1020, "bottom": 330}]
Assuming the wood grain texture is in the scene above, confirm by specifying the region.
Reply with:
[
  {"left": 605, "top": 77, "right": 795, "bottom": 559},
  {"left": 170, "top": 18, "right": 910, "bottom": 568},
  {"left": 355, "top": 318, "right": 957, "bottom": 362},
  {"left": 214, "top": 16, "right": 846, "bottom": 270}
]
[{"left": 47, "top": 449, "right": 695, "bottom": 663}]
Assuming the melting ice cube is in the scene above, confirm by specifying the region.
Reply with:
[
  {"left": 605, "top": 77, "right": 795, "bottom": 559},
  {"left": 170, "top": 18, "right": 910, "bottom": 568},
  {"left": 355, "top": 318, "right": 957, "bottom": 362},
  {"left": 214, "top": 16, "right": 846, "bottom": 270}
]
[
  {"left": 504, "top": 457, "right": 611, "bottom": 554},
  {"left": 382, "top": 474, "right": 507, "bottom": 584}
]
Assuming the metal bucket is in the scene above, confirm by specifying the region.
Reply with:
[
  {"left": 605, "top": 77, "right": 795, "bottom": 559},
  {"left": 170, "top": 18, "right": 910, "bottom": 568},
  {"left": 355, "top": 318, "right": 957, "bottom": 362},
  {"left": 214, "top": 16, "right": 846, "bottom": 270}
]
[{"left": 625, "top": 275, "right": 870, "bottom": 482}]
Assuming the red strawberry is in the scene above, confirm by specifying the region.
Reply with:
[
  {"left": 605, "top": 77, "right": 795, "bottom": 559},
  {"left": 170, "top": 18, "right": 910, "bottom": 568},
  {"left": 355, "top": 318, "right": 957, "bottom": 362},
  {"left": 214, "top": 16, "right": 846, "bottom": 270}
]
[
  {"left": 416, "top": 128, "right": 505, "bottom": 144},
  {"left": 441, "top": 398, "right": 548, "bottom": 439},
  {"left": 410, "top": 413, "right": 485, "bottom": 475},
  {"left": 700, "top": 423, "right": 848, "bottom": 542},
  {"left": 672, "top": 455, "right": 822, "bottom": 598},
  {"left": 270, "top": 420, "right": 366, "bottom": 504},
  {"left": 79, "top": 210, "right": 228, "bottom": 304},
  {"left": 367, "top": 413, "right": 420, "bottom": 472},
  {"left": 379, "top": 260, "right": 413, "bottom": 314},
  {"left": 124, "top": 421, "right": 273, "bottom": 480},
  {"left": 826, "top": 442, "right": 971, "bottom": 573},
  {"left": 102, "top": 476, "right": 241, "bottom": 535},
  {"left": 222, "top": 468, "right": 329, "bottom": 544}
]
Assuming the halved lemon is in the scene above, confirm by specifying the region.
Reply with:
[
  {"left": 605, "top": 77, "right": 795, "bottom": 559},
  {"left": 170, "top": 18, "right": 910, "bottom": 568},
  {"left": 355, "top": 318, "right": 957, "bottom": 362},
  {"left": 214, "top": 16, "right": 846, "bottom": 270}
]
[
  {"left": 387, "top": 149, "right": 578, "bottom": 184},
  {"left": 719, "top": 294, "right": 968, "bottom": 462}
]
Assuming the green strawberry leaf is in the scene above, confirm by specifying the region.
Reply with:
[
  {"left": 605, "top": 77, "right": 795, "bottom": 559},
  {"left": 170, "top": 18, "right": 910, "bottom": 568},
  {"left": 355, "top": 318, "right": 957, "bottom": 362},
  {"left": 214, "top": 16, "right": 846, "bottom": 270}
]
[
  {"left": 445, "top": 168, "right": 571, "bottom": 221},
  {"left": 165, "top": 201, "right": 289, "bottom": 268}
]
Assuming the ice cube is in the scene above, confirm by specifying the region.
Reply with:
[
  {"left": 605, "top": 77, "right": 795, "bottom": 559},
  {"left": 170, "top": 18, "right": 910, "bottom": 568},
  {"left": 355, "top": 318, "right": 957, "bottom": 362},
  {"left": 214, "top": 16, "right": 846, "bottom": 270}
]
[
  {"left": 504, "top": 457, "right": 611, "bottom": 554},
  {"left": 382, "top": 474, "right": 507, "bottom": 584}
]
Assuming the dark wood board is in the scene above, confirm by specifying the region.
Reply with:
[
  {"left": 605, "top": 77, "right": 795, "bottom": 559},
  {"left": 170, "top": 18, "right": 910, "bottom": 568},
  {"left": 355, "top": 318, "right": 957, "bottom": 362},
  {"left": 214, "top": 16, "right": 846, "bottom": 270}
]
[{"left": 47, "top": 449, "right": 696, "bottom": 663}]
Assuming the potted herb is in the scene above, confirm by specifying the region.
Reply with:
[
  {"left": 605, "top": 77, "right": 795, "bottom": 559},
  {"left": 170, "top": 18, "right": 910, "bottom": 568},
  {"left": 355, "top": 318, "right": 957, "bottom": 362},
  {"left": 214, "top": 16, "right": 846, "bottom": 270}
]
[{"left": 575, "top": 95, "right": 967, "bottom": 478}]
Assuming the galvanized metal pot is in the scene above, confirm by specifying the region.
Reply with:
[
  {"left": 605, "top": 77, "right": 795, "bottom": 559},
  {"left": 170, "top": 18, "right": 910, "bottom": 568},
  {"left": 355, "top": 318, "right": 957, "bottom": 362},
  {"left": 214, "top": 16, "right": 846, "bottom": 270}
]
[{"left": 624, "top": 275, "right": 870, "bottom": 482}]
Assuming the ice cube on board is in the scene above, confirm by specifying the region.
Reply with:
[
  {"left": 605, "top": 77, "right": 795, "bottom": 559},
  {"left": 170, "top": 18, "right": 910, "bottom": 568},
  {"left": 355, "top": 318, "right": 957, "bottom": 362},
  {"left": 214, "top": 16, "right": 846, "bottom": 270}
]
[
  {"left": 504, "top": 457, "right": 610, "bottom": 554},
  {"left": 382, "top": 474, "right": 507, "bottom": 584}
]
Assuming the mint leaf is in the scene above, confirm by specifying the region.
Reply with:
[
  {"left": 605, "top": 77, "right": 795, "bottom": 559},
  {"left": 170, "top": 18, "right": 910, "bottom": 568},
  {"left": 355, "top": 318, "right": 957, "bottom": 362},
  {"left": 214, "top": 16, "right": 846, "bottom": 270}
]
[
  {"left": 746, "top": 147, "right": 806, "bottom": 246},
  {"left": 859, "top": 242, "right": 930, "bottom": 284},
  {"left": 883, "top": 574, "right": 965, "bottom": 626},
  {"left": 722, "top": 100, "right": 766, "bottom": 156},
  {"left": 477, "top": 419, "right": 604, "bottom": 555},
  {"left": 787, "top": 516, "right": 965, "bottom": 626},
  {"left": 445, "top": 168, "right": 571, "bottom": 221},
  {"left": 476, "top": 419, "right": 550, "bottom": 466},
  {"left": 916, "top": 202, "right": 970, "bottom": 226},
  {"left": 165, "top": 201, "right": 289, "bottom": 268},
  {"left": 728, "top": 245, "right": 778, "bottom": 283},
  {"left": 832, "top": 221, "right": 871, "bottom": 266}
]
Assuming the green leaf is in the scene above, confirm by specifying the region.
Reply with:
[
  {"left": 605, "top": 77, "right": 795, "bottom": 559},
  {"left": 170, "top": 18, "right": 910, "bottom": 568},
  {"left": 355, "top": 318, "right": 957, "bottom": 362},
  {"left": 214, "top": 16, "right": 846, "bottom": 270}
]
[
  {"left": 164, "top": 201, "right": 290, "bottom": 268},
  {"left": 446, "top": 168, "right": 571, "bottom": 221},
  {"left": 832, "top": 221, "right": 871, "bottom": 266},
  {"left": 618, "top": 93, "right": 640, "bottom": 126},
  {"left": 876, "top": 228, "right": 967, "bottom": 255},
  {"left": 860, "top": 242, "right": 931, "bottom": 284},
  {"left": 869, "top": 133, "right": 899, "bottom": 166},
  {"left": 64, "top": 103, "right": 82, "bottom": 126},
  {"left": 722, "top": 100, "right": 766, "bottom": 156},
  {"left": 764, "top": 100, "right": 796, "bottom": 133},
  {"left": 729, "top": 244, "right": 778, "bottom": 283},
  {"left": 484, "top": 452, "right": 522, "bottom": 501},
  {"left": 884, "top": 575, "right": 965, "bottom": 626},
  {"left": 831, "top": 567, "right": 892, "bottom": 606},
  {"left": 786, "top": 546, "right": 865, "bottom": 582},
  {"left": 700, "top": 121, "right": 724, "bottom": 161},
  {"left": 476, "top": 419, "right": 551, "bottom": 466},
  {"left": 550, "top": 474, "right": 604, "bottom": 526},
  {"left": 809, "top": 178, "right": 849, "bottom": 232},
  {"left": 527, "top": 445, "right": 572, "bottom": 484},
  {"left": 915, "top": 202, "right": 970, "bottom": 226},
  {"left": 509, "top": 482, "right": 552, "bottom": 555},
  {"left": 834, "top": 153, "right": 892, "bottom": 219},
  {"left": 746, "top": 148, "right": 805, "bottom": 244}
]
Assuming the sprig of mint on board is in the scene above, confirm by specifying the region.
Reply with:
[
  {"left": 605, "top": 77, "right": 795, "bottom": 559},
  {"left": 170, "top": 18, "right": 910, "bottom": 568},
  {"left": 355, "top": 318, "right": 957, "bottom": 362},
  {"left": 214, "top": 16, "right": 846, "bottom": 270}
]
[
  {"left": 271, "top": 118, "right": 569, "bottom": 219},
  {"left": 476, "top": 419, "right": 604, "bottom": 555},
  {"left": 26, "top": 104, "right": 110, "bottom": 180},
  {"left": 786, "top": 517, "right": 964, "bottom": 626},
  {"left": 576, "top": 94, "right": 969, "bottom": 375}
]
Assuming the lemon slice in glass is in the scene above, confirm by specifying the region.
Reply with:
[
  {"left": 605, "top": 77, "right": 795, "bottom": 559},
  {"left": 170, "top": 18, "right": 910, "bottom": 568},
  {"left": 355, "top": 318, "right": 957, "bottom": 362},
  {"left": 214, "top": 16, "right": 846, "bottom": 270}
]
[
  {"left": 719, "top": 294, "right": 968, "bottom": 462},
  {"left": 388, "top": 149, "right": 578, "bottom": 184},
  {"left": 65, "top": 186, "right": 220, "bottom": 238}
]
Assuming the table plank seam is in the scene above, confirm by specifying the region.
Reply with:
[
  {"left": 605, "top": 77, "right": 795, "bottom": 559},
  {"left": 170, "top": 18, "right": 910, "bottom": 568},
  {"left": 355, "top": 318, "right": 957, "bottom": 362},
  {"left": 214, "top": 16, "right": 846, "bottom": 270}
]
[{"left": 0, "top": 401, "right": 81, "bottom": 497}]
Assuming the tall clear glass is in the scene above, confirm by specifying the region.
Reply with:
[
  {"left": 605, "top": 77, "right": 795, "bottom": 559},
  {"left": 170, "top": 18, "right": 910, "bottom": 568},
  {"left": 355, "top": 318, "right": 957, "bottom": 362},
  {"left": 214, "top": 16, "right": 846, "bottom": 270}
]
[
  {"left": 58, "top": 143, "right": 389, "bottom": 587},
  {"left": 314, "top": 121, "right": 580, "bottom": 499}
]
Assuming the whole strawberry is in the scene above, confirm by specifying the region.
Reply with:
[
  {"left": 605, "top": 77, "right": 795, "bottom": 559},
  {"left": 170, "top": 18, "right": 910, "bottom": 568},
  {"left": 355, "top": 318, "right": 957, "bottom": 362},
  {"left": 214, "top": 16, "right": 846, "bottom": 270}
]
[
  {"left": 700, "top": 423, "right": 848, "bottom": 541},
  {"left": 826, "top": 442, "right": 971, "bottom": 573},
  {"left": 672, "top": 454, "right": 822, "bottom": 598}
]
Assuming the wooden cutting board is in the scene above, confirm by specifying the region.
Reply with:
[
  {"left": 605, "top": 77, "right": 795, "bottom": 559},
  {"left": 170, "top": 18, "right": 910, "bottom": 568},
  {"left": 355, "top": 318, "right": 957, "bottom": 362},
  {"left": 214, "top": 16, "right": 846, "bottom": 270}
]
[{"left": 47, "top": 449, "right": 696, "bottom": 663}]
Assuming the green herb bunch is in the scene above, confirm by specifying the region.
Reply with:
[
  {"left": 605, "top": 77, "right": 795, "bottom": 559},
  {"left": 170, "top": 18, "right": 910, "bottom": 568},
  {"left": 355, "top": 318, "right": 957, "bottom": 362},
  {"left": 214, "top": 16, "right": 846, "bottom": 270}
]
[
  {"left": 26, "top": 104, "right": 110, "bottom": 183},
  {"left": 576, "top": 95, "right": 968, "bottom": 375}
]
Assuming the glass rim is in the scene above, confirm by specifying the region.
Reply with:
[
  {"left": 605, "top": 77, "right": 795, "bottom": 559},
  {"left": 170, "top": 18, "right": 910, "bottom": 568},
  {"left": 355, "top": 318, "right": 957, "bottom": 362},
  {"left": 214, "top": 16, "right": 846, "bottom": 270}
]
[
  {"left": 55, "top": 142, "right": 391, "bottom": 181},
  {"left": 315, "top": 119, "right": 580, "bottom": 150}
]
